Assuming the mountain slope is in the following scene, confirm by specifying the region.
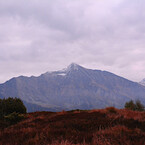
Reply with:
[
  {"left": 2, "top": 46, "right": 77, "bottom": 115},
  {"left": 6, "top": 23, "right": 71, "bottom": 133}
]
[
  {"left": 139, "top": 79, "right": 145, "bottom": 86},
  {"left": 0, "top": 63, "right": 145, "bottom": 112}
]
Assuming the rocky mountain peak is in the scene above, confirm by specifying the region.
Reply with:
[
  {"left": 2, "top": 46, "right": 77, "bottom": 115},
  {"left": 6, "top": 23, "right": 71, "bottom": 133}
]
[{"left": 66, "top": 63, "right": 83, "bottom": 72}]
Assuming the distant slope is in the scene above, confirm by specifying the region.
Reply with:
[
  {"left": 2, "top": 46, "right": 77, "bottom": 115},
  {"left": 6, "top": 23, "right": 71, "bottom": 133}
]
[
  {"left": 23, "top": 101, "right": 59, "bottom": 112},
  {"left": 139, "top": 78, "right": 145, "bottom": 86},
  {"left": 0, "top": 63, "right": 145, "bottom": 112}
]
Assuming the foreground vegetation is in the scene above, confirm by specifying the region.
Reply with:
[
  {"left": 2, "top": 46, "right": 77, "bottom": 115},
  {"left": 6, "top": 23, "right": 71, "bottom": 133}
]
[
  {"left": 0, "top": 98, "right": 26, "bottom": 127},
  {"left": 0, "top": 107, "right": 145, "bottom": 145},
  {"left": 125, "top": 100, "right": 145, "bottom": 111}
]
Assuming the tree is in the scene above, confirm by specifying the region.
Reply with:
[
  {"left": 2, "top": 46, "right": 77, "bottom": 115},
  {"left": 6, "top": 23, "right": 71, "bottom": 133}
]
[
  {"left": 135, "top": 100, "right": 144, "bottom": 111},
  {"left": 125, "top": 100, "right": 136, "bottom": 111},
  {"left": 0, "top": 97, "right": 26, "bottom": 118},
  {"left": 125, "top": 100, "right": 144, "bottom": 111}
]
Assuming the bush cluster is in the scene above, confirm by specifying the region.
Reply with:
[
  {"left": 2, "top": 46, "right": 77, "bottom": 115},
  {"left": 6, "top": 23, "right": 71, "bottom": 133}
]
[
  {"left": 106, "top": 107, "right": 117, "bottom": 113},
  {"left": 4, "top": 112, "right": 25, "bottom": 124},
  {"left": 125, "top": 100, "right": 144, "bottom": 111},
  {"left": 0, "top": 97, "right": 26, "bottom": 124}
]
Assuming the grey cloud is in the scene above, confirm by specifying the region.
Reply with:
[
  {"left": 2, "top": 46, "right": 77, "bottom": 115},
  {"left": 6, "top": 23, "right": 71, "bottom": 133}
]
[{"left": 0, "top": 0, "right": 145, "bottom": 83}]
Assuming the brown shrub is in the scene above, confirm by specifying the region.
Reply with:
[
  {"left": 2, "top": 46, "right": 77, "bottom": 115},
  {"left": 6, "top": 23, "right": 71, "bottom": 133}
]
[
  {"left": 0, "top": 109, "right": 145, "bottom": 145},
  {"left": 105, "top": 107, "right": 118, "bottom": 114}
]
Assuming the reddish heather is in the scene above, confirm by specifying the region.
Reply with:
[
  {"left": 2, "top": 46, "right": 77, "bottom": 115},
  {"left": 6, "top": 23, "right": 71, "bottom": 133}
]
[{"left": 0, "top": 108, "right": 145, "bottom": 145}]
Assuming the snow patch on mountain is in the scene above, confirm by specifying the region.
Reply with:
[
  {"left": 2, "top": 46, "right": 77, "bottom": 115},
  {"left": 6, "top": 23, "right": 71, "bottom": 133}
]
[{"left": 57, "top": 73, "right": 66, "bottom": 76}]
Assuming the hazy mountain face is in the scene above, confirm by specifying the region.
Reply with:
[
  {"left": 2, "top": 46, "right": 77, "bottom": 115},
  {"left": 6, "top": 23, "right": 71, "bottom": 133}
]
[{"left": 0, "top": 63, "right": 145, "bottom": 112}]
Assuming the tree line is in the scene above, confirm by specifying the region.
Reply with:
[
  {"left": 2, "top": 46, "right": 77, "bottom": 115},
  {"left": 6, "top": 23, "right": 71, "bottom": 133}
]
[{"left": 125, "top": 100, "right": 144, "bottom": 111}]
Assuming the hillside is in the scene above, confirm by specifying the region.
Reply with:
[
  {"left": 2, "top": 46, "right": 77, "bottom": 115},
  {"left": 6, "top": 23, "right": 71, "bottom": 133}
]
[
  {"left": 0, "top": 108, "right": 145, "bottom": 145},
  {"left": 0, "top": 63, "right": 145, "bottom": 112}
]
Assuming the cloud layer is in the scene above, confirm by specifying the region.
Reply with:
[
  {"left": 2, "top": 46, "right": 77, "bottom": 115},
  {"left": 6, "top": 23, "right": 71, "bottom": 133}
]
[{"left": 0, "top": 0, "right": 145, "bottom": 83}]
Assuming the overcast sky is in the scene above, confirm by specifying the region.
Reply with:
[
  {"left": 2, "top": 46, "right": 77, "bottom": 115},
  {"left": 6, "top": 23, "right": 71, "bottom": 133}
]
[{"left": 0, "top": 0, "right": 145, "bottom": 83}]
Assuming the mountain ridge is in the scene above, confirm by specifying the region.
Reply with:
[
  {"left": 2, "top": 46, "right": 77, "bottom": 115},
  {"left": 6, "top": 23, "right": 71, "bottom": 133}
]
[{"left": 0, "top": 63, "right": 145, "bottom": 112}]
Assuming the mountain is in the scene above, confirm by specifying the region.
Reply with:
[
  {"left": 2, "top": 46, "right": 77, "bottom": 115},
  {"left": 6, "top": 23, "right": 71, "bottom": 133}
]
[
  {"left": 139, "top": 79, "right": 145, "bottom": 86},
  {"left": 0, "top": 63, "right": 145, "bottom": 112}
]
